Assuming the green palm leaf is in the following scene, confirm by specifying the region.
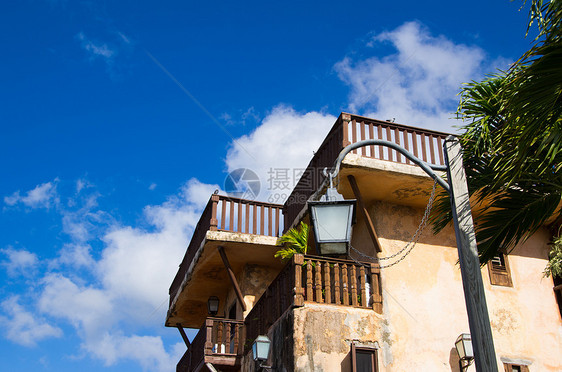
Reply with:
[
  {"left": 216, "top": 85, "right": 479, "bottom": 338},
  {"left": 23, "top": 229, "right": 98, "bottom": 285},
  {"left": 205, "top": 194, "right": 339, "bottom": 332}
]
[{"left": 275, "top": 222, "right": 309, "bottom": 260}]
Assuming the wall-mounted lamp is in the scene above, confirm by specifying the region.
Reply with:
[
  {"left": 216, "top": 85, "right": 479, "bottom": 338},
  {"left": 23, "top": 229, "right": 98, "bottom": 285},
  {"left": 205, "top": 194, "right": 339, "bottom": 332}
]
[
  {"left": 308, "top": 186, "right": 356, "bottom": 256},
  {"left": 207, "top": 296, "right": 219, "bottom": 316},
  {"left": 455, "top": 333, "right": 474, "bottom": 371},
  {"left": 252, "top": 335, "right": 272, "bottom": 370}
]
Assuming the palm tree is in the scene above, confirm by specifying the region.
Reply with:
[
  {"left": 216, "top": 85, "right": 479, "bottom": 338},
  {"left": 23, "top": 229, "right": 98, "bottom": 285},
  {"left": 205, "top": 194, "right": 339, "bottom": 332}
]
[
  {"left": 432, "top": 0, "right": 562, "bottom": 276},
  {"left": 275, "top": 222, "right": 309, "bottom": 260}
]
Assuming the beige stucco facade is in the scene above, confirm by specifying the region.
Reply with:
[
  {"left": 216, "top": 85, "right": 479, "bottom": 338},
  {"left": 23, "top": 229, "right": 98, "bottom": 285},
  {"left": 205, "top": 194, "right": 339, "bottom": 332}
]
[{"left": 237, "top": 192, "right": 562, "bottom": 371}]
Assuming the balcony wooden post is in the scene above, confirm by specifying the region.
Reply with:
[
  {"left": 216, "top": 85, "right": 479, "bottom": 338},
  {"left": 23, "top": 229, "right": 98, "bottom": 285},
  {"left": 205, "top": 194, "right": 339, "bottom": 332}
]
[
  {"left": 324, "top": 262, "right": 331, "bottom": 304},
  {"left": 334, "top": 263, "right": 341, "bottom": 305},
  {"left": 370, "top": 264, "right": 383, "bottom": 313},
  {"left": 224, "top": 321, "right": 231, "bottom": 353},
  {"left": 350, "top": 265, "right": 358, "bottom": 306},
  {"left": 315, "top": 261, "right": 323, "bottom": 303},
  {"left": 342, "top": 264, "right": 349, "bottom": 305},
  {"left": 204, "top": 318, "right": 214, "bottom": 355},
  {"left": 359, "top": 266, "right": 367, "bottom": 307},
  {"left": 217, "top": 321, "right": 224, "bottom": 353},
  {"left": 306, "top": 261, "right": 313, "bottom": 301},
  {"left": 293, "top": 254, "right": 304, "bottom": 306},
  {"left": 210, "top": 194, "right": 219, "bottom": 231},
  {"left": 233, "top": 323, "right": 240, "bottom": 355},
  {"left": 342, "top": 113, "right": 352, "bottom": 147}
]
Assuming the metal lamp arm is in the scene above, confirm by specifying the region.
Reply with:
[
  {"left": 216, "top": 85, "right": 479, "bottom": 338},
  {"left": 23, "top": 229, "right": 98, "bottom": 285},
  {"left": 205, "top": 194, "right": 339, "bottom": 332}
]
[{"left": 325, "top": 139, "right": 450, "bottom": 193}]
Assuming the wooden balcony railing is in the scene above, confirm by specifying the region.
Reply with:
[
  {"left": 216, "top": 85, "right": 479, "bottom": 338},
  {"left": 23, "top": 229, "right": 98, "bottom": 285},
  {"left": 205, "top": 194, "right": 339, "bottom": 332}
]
[
  {"left": 169, "top": 194, "right": 284, "bottom": 304},
  {"left": 283, "top": 113, "right": 450, "bottom": 232},
  {"left": 244, "top": 254, "right": 382, "bottom": 346},
  {"left": 177, "top": 317, "right": 244, "bottom": 372},
  {"left": 302, "top": 255, "right": 382, "bottom": 310}
]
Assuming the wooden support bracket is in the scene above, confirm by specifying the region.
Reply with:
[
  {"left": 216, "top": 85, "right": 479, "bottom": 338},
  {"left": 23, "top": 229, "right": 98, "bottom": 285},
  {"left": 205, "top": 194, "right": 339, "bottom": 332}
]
[
  {"left": 347, "top": 175, "right": 382, "bottom": 253},
  {"left": 218, "top": 246, "right": 247, "bottom": 311},
  {"left": 176, "top": 323, "right": 191, "bottom": 348}
]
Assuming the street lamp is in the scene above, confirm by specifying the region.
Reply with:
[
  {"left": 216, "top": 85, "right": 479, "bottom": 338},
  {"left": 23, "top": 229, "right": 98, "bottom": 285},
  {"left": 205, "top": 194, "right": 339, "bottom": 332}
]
[
  {"left": 308, "top": 185, "right": 356, "bottom": 256},
  {"left": 455, "top": 333, "right": 474, "bottom": 371},
  {"left": 252, "top": 335, "right": 272, "bottom": 370},
  {"left": 320, "top": 137, "right": 497, "bottom": 372},
  {"left": 207, "top": 296, "right": 219, "bottom": 316}
]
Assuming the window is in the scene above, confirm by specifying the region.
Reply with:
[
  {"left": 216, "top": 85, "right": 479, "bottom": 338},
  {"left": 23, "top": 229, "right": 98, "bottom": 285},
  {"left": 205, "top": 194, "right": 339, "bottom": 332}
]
[
  {"left": 488, "top": 252, "right": 513, "bottom": 287},
  {"left": 503, "top": 363, "right": 529, "bottom": 372},
  {"left": 351, "top": 343, "right": 378, "bottom": 372}
]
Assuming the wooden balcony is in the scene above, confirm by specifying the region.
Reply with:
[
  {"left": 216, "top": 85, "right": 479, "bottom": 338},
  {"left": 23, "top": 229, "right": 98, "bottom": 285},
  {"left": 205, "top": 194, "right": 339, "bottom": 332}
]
[
  {"left": 177, "top": 317, "right": 244, "bottom": 372},
  {"left": 283, "top": 112, "right": 450, "bottom": 232},
  {"left": 167, "top": 194, "right": 285, "bottom": 328},
  {"left": 244, "top": 254, "right": 382, "bottom": 345}
]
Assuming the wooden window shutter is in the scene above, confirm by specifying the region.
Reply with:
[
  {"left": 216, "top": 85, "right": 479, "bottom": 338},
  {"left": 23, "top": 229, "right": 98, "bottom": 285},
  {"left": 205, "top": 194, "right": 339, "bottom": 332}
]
[
  {"left": 488, "top": 252, "right": 513, "bottom": 287},
  {"left": 503, "top": 362, "right": 529, "bottom": 372}
]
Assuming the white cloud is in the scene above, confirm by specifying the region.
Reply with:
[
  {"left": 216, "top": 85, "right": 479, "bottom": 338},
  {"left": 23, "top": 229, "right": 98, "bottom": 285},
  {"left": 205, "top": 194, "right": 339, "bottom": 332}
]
[
  {"left": 83, "top": 333, "right": 182, "bottom": 370},
  {"left": 76, "top": 178, "right": 93, "bottom": 193},
  {"left": 39, "top": 274, "right": 115, "bottom": 336},
  {"left": 1, "top": 247, "right": 39, "bottom": 277},
  {"left": 24, "top": 179, "right": 217, "bottom": 370},
  {"left": 4, "top": 180, "right": 59, "bottom": 208},
  {"left": 77, "top": 32, "right": 115, "bottom": 60},
  {"left": 99, "top": 179, "right": 211, "bottom": 314},
  {"left": 49, "top": 243, "right": 95, "bottom": 269},
  {"left": 0, "top": 296, "right": 62, "bottom": 347},
  {"left": 225, "top": 105, "right": 336, "bottom": 202},
  {"left": 335, "top": 21, "right": 508, "bottom": 132}
]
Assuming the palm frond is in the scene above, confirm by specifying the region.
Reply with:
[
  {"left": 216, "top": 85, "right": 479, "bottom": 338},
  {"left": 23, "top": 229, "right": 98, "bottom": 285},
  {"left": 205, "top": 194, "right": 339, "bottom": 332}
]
[{"left": 275, "top": 222, "right": 309, "bottom": 260}]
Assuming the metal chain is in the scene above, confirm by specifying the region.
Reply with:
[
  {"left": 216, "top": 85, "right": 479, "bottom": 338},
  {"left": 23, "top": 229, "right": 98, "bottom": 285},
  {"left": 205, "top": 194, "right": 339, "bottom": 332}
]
[{"left": 349, "top": 179, "right": 438, "bottom": 269}]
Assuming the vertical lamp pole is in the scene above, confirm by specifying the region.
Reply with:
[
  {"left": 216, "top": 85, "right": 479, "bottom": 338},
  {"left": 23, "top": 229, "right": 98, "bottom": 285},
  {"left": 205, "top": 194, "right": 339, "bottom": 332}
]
[
  {"left": 444, "top": 136, "right": 497, "bottom": 372},
  {"left": 322, "top": 136, "right": 498, "bottom": 372}
]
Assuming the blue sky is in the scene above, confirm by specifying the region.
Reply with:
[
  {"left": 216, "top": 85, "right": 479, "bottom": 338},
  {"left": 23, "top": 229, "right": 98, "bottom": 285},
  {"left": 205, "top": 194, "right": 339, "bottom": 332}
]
[{"left": 0, "top": 1, "right": 534, "bottom": 371}]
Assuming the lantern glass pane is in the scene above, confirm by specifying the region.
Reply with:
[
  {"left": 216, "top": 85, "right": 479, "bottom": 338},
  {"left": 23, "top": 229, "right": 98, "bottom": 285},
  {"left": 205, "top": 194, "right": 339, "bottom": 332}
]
[
  {"left": 313, "top": 204, "right": 351, "bottom": 241},
  {"left": 256, "top": 341, "right": 269, "bottom": 360},
  {"left": 252, "top": 335, "right": 270, "bottom": 361},
  {"left": 463, "top": 338, "right": 473, "bottom": 358},
  {"left": 455, "top": 338, "right": 465, "bottom": 358}
]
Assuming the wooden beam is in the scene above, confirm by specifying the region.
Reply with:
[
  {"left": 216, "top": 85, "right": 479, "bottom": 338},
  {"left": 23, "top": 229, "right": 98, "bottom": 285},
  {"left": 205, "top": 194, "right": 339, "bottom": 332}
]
[
  {"left": 347, "top": 175, "right": 382, "bottom": 253},
  {"left": 176, "top": 323, "right": 191, "bottom": 348},
  {"left": 218, "top": 246, "right": 247, "bottom": 311}
]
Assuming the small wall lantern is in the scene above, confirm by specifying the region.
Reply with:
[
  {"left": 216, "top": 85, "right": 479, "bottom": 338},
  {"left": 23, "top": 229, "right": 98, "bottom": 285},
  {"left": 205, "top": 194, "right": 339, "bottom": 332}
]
[
  {"left": 252, "top": 335, "right": 273, "bottom": 370},
  {"left": 455, "top": 333, "right": 474, "bottom": 371},
  {"left": 207, "top": 296, "right": 219, "bottom": 316},
  {"left": 252, "top": 335, "right": 271, "bottom": 361},
  {"left": 308, "top": 186, "right": 356, "bottom": 256}
]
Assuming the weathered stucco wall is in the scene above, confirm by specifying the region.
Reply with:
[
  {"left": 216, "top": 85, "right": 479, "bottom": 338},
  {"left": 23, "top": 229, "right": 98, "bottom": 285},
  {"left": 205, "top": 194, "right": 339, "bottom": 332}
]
[
  {"left": 369, "top": 201, "right": 561, "bottom": 371},
  {"left": 293, "top": 304, "right": 382, "bottom": 372},
  {"left": 282, "top": 200, "right": 561, "bottom": 371},
  {"left": 223, "top": 263, "right": 279, "bottom": 319}
]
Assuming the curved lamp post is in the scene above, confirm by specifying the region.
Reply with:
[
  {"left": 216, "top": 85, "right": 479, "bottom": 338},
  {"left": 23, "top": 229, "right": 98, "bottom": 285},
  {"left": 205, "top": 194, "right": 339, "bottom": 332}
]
[{"left": 312, "top": 136, "right": 497, "bottom": 372}]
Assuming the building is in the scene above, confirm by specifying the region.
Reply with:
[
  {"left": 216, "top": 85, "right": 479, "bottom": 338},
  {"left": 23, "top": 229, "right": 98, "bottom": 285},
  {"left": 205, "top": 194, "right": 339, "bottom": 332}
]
[{"left": 165, "top": 113, "right": 562, "bottom": 371}]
